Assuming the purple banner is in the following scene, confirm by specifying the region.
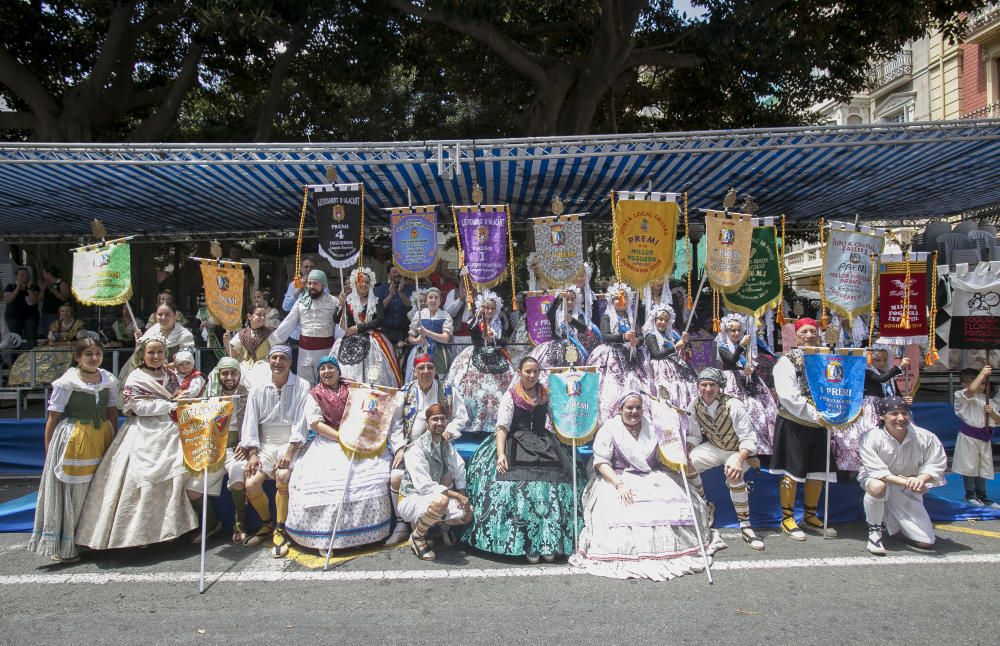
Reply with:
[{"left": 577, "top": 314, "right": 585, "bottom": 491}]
[
  {"left": 457, "top": 207, "right": 509, "bottom": 288},
  {"left": 525, "top": 293, "right": 555, "bottom": 346},
  {"left": 391, "top": 208, "right": 439, "bottom": 279}
]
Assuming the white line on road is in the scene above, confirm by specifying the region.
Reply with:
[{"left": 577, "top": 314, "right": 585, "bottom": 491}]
[{"left": 1, "top": 552, "right": 999, "bottom": 585}]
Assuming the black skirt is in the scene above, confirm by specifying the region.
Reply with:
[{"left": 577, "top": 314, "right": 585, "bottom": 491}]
[{"left": 768, "top": 416, "right": 835, "bottom": 482}]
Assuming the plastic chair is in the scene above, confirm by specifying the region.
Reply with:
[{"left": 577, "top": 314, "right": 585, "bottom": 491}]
[
  {"left": 954, "top": 220, "right": 979, "bottom": 235},
  {"left": 979, "top": 223, "right": 997, "bottom": 237},
  {"left": 950, "top": 248, "right": 984, "bottom": 265},
  {"left": 922, "top": 221, "right": 953, "bottom": 252},
  {"left": 968, "top": 229, "right": 997, "bottom": 250},
  {"left": 991, "top": 245, "right": 1000, "bottom": 262}
]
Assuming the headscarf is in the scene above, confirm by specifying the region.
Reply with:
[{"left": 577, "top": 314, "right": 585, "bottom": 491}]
[
  {"left": 615, "top": 390, "right": 644, "bottom": 413},
  {"left": 346, "top": 266, "right": 378, "bottom": 322},
  {"left": 425, "top": 403, "right": 447, "bottom": 419},
  {"left": 475, "top": 289, "right": 504, "bottom": 339},
  {"left": 642, "top": 301, "right": 677, "bottom": 338},
  {"left": 317, "top": 354, "right": 340, "bottom": 371},
  {"left": 174, "top": 350, "right": 194, "bottom": 366},
  {"left": 715, "top": 313, "right": 745, "bottom": 363},
  {"left": 299, "top": 269, "right": 330, "bottom": 309},
  {"left": 268, "top": 344, "right": 292, "bottom": 358},
  {"left": 697, "top": 367, "right": 727, "bottom": 386},
  {"left": 206, "top": 357, "right": 241, "bottom": 397},
  {"left": 877, "top": 395, "right": 909, "bottom": 417},
  {"left": 605, "top": 281, "right": 635, "bottom": 335},
  {"left": 794, "top": 317, "right": 819, "bottom": 332}
]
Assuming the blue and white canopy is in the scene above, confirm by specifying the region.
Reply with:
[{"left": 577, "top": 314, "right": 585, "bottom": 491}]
[{"left": 1, "top": 119, "right": 999, "bottom": 239}]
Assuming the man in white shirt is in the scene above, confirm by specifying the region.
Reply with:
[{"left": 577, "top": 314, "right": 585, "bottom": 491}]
[
  {"left": 239, "top": 344, "right": 311, "bottom": 557},
  {"left": 686, "top": 368, "right": 764, "bottom": 550},
  {"left": 385, "top": 353, "right": 469, "bottom": 544},
  {"left": 769, "top": 318, "right": 837, "bottom": 541},
  {"left": 271, "top": 269, "right": 339, "bottom": 386},
  {"left": 859, "top": 396, "right": 947, "bottom": 555}
]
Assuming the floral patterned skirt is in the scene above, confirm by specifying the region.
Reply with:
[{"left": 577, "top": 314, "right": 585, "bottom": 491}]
[
  {"left": 447, "top": 346, "right": 514, "bottom": 435},
  {"left": 723, "top": 371, "right": 778, "bottom": 455}
]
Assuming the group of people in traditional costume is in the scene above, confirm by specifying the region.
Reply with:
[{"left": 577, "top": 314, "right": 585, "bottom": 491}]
[{"left": 25, "top": 251, "right": 983, "bottom": 581}]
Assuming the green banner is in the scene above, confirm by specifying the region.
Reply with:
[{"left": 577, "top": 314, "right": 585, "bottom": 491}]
[
  {"left": 723, "top": 226, "right": 781, "bottom": 317},
  {"left": 72, "top": 242, "right": 133, "bottom": 306}
]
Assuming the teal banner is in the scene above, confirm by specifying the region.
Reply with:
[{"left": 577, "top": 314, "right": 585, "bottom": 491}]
[{"left": 548, "top": 369, "right": 600, "bottom": 445}]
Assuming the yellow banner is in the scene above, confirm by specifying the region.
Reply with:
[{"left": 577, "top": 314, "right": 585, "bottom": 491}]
[
  {"left": 178, "top": 397, "right": 234, "bottom": 472},
  {"left": 199, "top": 261, "right": 245, "bottom": 331},
  {"left": 612, "top": 198, "right": 679, "bottom": 289},
  {"left": 705, "top": 210, "right": 754, "bottom": 292}
]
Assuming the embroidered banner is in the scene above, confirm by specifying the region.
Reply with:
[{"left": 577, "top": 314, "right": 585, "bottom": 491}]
[
  {"left": 338, "top": 383, "right": 397, "bottom": 458},
  {"left": 548, "top": 368, "right": 600, "bottom": 445},
  {"left": 390, "top": 206, "right": 439, "bottom": 279},
  {"left": 612, "top": 192, "right": 679, "bottom": 290},
  {"left": 455, "top": 205, "right": 510, "bottom": 289},
  {"left": 533, "top": 214, "right": 585, "bottom": 289},
  {"left": 199, "top": 260, "right": 245, "bottom": 331},
  {"left": 71, "top": 242, "right": 132, "bottom": 306},
  {"left": 876, "top": 255, "right": 928, "bottom": 346},
  {"left": 822, "top": 224, "right": 885, "bottom": 321},
  {"left": 313, "top": 183, "right": 364, "bottom": 269},
  {"left": 723, "top": 223, "right": 782, "bottom": 317},
  {"left": 705, "top": 210, "right": 754, "bottom": 292},
  {"left": 648, "top": 397, "right": 685, "bottom": 472},
  {"left": 942, "top": 263, "right": 1000, "bottom": 350},
  {"left": 178, "top": 397, "right": 234, "bottom": 472},
  {"left": 803, "top": 347, "right": 867, "bottom": 428},
  {"left": 524, "top": 291, "right": 556, "bottom": 347}
]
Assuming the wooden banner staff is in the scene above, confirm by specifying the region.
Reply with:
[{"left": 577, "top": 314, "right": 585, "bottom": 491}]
[{"left": 69, "top": 234, "right": 137, "bottom": 253}]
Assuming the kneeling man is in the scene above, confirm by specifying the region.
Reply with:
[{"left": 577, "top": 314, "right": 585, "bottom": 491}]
[{"left": 859, "top": 396, "right": 947, "bottom": 555}]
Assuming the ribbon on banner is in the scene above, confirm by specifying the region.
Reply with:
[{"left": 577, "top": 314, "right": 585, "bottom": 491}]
[
  {"left": 705, "top": 210, "right": 754, "bottom": 292},
  {"left": 178, "top": 397, "right": 235, "bottom": 472},
  {"left": 876, "top": 253, "right": 929, "bottom": 346},
  {"left": 802, "top": 347, "right": 867, "bottom": 428},
  {"left": 313, "top": 183, "right": 364, "bottom": 269},
  {"left": 611, "top": 191, "right": 679, "bottom": 289},
  {"left": 71, "top": 241, "right": 132, "bottom": 306},
  {"left": 198, "top": 260, "right": 245, "bottom": 331},
  {"left": 533, "top": 214, "right": 586, "bottom": 289},
  {"left": 548, "top": 367, "right": 600, "bottom": 445},
  {"left": 821, "top": 222, "right": 885, "bottom": 322},
  {"left": 338, "top": 383, "right": 398, "bottom": 458},
  {"left": 940, "top": 261, "right": 1000, "bottom": 350},
  {"left": 524, "top": 291, "right": 556, "bottom": 346},
  {"left": 389, "top": 205, "right": 439, "bottom": 279},
  {"left": 723, "top": 220, "right": 782, "bottom": 317},
  {"left": 454, "top": 204, "right": 510, "bottom": 289}
]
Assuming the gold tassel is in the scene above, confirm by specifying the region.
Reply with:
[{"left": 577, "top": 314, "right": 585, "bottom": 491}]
[
  {"left": 357, "top": 184, "right": 366, "bottom": 269},
  {"left": 927, "top": 252, "right": 939, "bottom": 366},
  {"left": 505, "top": 204, "right": 517, "bottom": 311},
  {"left": 776, "top": 214, "right": 786, "bottom": 325},
  {"left": 818, "top": 217, "right": 827, "bottom": 329},
  {"left": 294, "top": 185, "right": 309, "bottom": 289},
  {"left": 684, "top": 192, "right": 693, "bottom": 309},
  {"left": 867, "top": 252, "right": 878, "bottom": 353}
]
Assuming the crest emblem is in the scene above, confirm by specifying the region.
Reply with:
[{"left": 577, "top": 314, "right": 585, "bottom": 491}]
[
  {"left": 826, "top": 358, "right": 844, "bottom": 384},
  {"left": 332, "top": 204, "right": 346, "bottom": 222},
  {"left": 363, "top": 394, "right": 380, "bottom": 414},
  {"left": 475, "top": 225, "right": 489, "bottom": 244},
  {"left": 565, "top": 374, "right": 583, "bottom": 397},
  {"left": 550, "top": 224, "right": 566, "bottom": 246},
  {"left": 640, "top": 219, "right": 649, "bottom": 232},
  {"left": 217, "top": 275, "right": 230, "bottom": 291},
  {"left": 719, "top": 224, "right": 736, "bottom": 245}
]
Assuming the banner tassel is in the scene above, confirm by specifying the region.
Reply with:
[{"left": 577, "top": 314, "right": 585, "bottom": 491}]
[
  {"left": 818, "top": 217, "right": 828, "bottom": 329},
  {"left": 684, "top": 192, "right": 693, "bottom": 310},
  {"left": 294, "top": 186, "right": 309, "bottom": 289},
  {"left": 927, "top": 251, "right": 939, "bottom": 366},
  {"left": 776, "top": 214, "right": 786, "bottom": 325}
]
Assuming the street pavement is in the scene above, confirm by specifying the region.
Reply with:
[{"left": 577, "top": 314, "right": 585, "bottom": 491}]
[{"left": 1, "top": 508, "right": 999, "bottom": 646}]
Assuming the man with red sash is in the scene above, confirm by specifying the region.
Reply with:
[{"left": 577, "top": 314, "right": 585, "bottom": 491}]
[
  {"left": 270, "top": 269, "right": 338, "bottom": 386},
  {"left": 769, "top": 318, "right": 837, "bottom": 541}
]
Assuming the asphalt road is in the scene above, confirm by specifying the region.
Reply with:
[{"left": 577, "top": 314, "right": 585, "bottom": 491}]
[{"left": 2, "top": 515, "right": 999, "bottom": 646}]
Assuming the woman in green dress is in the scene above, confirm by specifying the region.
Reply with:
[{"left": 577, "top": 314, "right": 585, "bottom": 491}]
[
  {"left": 26, "top": 338, "right": 118, "bottom": 562},
  {"left": 462, "top": 356, "right": 583, "bottom": 563}
]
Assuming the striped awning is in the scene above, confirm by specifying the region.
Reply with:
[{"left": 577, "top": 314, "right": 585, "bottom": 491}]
[{"left": 1, "top": 119, "right": 999, "bottom": 239}]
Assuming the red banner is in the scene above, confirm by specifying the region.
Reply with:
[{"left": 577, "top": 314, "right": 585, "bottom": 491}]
[{"left": 878, "top": 261, "right": 927, "bottom": 344}]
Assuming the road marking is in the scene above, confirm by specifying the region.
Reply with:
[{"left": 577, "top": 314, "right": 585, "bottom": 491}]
[
  {"left": 934, "top": 524, "right": 1000, "bottom": 540},
  {"left": 0, "top": 553, "right": 998, "bottom": 585}
]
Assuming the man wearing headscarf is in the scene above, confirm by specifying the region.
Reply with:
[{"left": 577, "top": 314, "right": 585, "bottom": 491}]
[
  {"left": 769, "top": 318, "right": 837, "bottom": 541},
  {"left": 240, "top": 344, "right": 311, "bottom": 556},
  {"left": 686, "top": 368, "right": 764, "bottom": 551},
  {"left": 859, "top": 396, "right": 946, "bottom": 555},
  {"left": 186, "top": 356, "right": 252, "bottom": 543},
  {"left": 271, "top": 268, "right": 339, "bottom": 386}
]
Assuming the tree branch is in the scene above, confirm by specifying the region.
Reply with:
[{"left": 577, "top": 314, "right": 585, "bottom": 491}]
[
  {"left": 0, "top": 46, "right": 58, "bottom": 119},
  {"left": 254, "top": 20, "right": 315, "bottom": 142},
  {"left": 89, "top": 3, "right": 137, "bottom": 93},
  {"left": 126, "top": 39, "right": 206, "bottom": 141},
  {"left": 387, "top": 0, "right": 548, "bottom": 85}
]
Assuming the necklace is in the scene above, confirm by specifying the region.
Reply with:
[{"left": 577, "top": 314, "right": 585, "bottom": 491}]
[{"left": 78, "top": 367, "right": 99, "bottom": 376}]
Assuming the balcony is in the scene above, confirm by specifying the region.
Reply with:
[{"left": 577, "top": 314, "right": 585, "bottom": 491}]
[
  {"left": 965, "top": 4, "right": 1000, "bottom": 44},
  {"left": 962, "top": 101, "right": 1000, "bottom": 119},
  {"left": 866, "top": 50, "right": 913, "bottom": 94}
]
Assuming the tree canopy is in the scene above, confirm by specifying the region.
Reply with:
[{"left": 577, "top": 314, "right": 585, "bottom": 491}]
[{"left": 0, "top": 0, "right": 987, "bottom": 142}]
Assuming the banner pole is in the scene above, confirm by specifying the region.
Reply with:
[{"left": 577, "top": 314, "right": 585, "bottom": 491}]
[
  {"left": 572, "top": 438, "right": 579, "bottom": 553},
  {"left": 683, "top": 272, "right": 710, "bottom": 335},
  {"left": 324, "top": 454, "right": 357, "bottom": 571},
  {"left": 680, "top": 464, "right": 713, "bottom": 584},
  {"left": 823, "top": 426, "right": 832, "bottom": 540},
  {"left": 199, "top": 466, "right": 208, "bottom": 594}
]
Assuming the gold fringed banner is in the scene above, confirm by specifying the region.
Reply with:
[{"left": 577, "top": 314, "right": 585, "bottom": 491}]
[
  {"left": 610, "top": 190, "right": 680, "bottom": 290},
  {"left": 453, "top": 203, "right": 510, "bottom": 290},
  {"left": 178, "top": 397, "right": 235, "bottom": 472},
  {"left": 704, "top": 209, "right": 754, "bottom": 293},
  {"left": 532, "top": 213, "right": 586, "bottom": 289},
  {"left": 71, "top": 241, "right": 133, "bottom": 307},
  {"left": 821, "top": 220, "right": 885, "bottom": 324},
  {"left": 199, "top": 260, "right": 246, "bottom": 331}
]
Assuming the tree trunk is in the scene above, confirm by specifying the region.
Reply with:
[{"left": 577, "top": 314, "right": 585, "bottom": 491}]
[{"left": 254, "top": 22, "right": 313, "bottom": 142}]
